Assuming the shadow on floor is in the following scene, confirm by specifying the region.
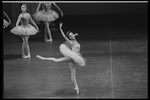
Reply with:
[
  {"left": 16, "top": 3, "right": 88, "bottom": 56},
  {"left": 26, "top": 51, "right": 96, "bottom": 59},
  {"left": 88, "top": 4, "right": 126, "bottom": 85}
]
[
  {"left": 53, "top": 88, "right": 77, "bottom": 97},
  {"left": 4, "top": 54, "right": 22, "bottom": 60}
]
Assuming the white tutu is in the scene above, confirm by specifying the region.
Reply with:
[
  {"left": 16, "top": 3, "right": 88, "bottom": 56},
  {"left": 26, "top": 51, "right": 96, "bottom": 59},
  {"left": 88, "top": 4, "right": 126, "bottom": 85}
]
[
  {"left": 11, "top": 24, "right": 38, "bottom": 36},
  {"left": 59, "top": 44, "right": 86, "bottom": 67},
  {"left": 33, "top": 10, "right": 59, "bottom": 21},
  {"left": 3, "top": 19, "right": 9, "bottom": 28}
]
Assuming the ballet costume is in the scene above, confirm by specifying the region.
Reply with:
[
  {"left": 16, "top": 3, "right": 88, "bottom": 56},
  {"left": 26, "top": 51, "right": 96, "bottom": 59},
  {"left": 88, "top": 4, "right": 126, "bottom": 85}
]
[
  {"left": 33, "top": 3, "right": 59, "bottom": 22},
  {"left": 11, "top": 13, "right": 38, "bottom": 36},
  {"left": 60, "top": 41, "right": 86, "bottom": 67},
  {"left": 11, "top": 13, "right": 38, "bottom": 58},
  {"left": 3, "top": 19, "right": 9, "bottom": 28}
]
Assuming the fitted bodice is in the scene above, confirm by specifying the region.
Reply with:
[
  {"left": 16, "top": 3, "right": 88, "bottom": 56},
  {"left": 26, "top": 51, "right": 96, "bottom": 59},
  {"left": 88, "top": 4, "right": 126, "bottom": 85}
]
[
  {"left": 71, "top": 42, "right": 80, "bottom": 53},
  {"left": 63, "top": 41, "right": 80, "bottom": 53},
  {"left": 42, "top": 3, "right": 51, "bottom": 11},
  {"left": 20, "top": 13, "right": 30, "bottom": 26}
]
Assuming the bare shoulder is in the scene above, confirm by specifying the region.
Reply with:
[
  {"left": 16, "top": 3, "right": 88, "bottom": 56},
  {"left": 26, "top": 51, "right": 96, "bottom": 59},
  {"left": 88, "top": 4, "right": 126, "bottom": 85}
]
[
  {"left": 26, "top": 13, "right": 32, "bottom": 18},
  {"left": 18, "top": 13, "right": 23, "bottom": 18},
  {"left": 26, "top": 13, "right": 31, "bottom": 16}
]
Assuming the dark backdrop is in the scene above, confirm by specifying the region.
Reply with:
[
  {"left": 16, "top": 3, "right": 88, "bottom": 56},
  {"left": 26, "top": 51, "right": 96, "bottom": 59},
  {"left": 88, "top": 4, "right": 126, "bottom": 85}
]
[{"left": 2, "top": 3, "right": 147, "bottom": 25}]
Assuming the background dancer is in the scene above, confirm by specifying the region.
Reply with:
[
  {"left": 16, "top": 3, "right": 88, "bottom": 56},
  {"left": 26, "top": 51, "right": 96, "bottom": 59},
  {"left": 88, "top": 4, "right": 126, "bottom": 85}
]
[
  {"left": 33, "top": 2, "right": 63, "bottom": 42},
  {"left": 3, "top": 11, "right": 11, "bottom": 28},
  {"left": 11, "top": 3, "right": 39, "bottom": 58}
]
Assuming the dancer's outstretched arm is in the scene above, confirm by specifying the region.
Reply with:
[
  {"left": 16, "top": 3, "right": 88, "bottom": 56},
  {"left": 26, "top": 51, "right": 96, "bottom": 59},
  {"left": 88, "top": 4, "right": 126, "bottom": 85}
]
[
  {"left": 59, "top": 23, "right": 72, "bottom": 44},
  {"left": 52, "top": 2, "right": 64, "bottom": 17},
  {"left": 4, "top": 12, "right": 11, "bottom": 24},
  {"left": 36, "top": 2, "right": 42, "bottom": 12}
]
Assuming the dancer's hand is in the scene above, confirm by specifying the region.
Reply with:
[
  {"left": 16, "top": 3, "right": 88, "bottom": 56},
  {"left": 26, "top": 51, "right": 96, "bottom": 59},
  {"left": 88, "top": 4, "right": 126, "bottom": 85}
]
[
  {"left": 61, "top": 12, "right": 64, "bottom": 17},
  {"left": 60, "top": 22, "right": 63, "bottom": 28},
  {"left": 36, "top": 26, "right": 39, "bottom": 32},
  {"left": 37, "top": 27, "right": 39, "bottom": 32},
  {"left": 9, "top": 20, "right": 11, "bottom": 25},
  {"left": 36, "top": 55, "right": 45, "bottom": 60}
]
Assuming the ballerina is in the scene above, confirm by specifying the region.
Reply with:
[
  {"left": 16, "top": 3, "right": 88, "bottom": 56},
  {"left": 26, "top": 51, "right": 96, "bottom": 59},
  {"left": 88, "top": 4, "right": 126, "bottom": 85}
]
[
  {"left": 36, "top": 23, "right": 86, "bottom": 94},
  {"left": 33, "top": 2, "right": 63, "bottom": 42},
  {"left": 11, "top": 3, "right": 39, "bottom": 58},
  {"left": 3, "top": 11, "right": 11, "bottom": 28}
]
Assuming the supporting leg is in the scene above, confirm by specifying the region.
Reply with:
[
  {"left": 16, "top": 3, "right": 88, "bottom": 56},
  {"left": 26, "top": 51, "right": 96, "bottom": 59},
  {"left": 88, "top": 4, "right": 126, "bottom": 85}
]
[
  {"left": 44, "top": 21, "right": 52, "bottom": 42},
  {"left": 21, "top": 36, "right": 26, "bottom": 58},
  {"left": 24, "top": 35, "right": 31, "bottom": 58},
  {"left": 69, "top": 63, "right": 79, "bottom": 94}
]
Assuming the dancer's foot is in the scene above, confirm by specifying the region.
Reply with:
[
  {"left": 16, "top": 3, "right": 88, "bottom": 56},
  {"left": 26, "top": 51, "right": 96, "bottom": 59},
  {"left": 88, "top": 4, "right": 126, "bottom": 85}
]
[
  {"left": 75, "top": 86, "right": 79, "bottom": 94},
  {"left": 44, "top": 38, "right": 48, "bottom": 42},
  {"left": 22, "top": 55, "right": 31, "bottom": 59},
  {"left": 44, "top": 39, "right": 52, "bottom": 42},
  {"left": 27, "top": 54, "right": 31, "bottom": 58},
  {"left": 36, "top": 55, "right": 45, "bottom": 60}
]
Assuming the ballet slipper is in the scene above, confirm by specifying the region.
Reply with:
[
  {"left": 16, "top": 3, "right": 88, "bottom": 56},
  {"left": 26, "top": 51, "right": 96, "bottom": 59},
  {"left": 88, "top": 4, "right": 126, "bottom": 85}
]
[
  {"left": 44, "top": 39, "right": 52, "bottom": 42},
  {"left": 44, "top": 38, "right": 48, "bottom": 42},
  {"left": 48, "top": 39, "right": 52, "bottom": 42},
  {"left": 36, "top": 55, "right": 44, "bottom": 60},
  {"left": 22, "top": 55, "right": 31, "bottom": 59},
  {"left": 27, "top": 54, "right": 31, "bottom": 58},
  {"left": 75, "top": 86, "right": 79, "bottom": 94}
]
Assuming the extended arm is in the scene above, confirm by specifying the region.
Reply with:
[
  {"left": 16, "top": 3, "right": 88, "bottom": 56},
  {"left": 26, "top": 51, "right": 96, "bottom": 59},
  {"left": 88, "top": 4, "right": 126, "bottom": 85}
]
[
  {"left": 52, "top": 2, "right": 64, "bottom": 17},
  {"left": 59, "top": 23, "right": 72, "bottom": 44},
  {"left": 4, "top": 12, "right": 11, "bottom": 24},
  {"left": 36, "top": 2, "right": 42, "bottom": 12}
]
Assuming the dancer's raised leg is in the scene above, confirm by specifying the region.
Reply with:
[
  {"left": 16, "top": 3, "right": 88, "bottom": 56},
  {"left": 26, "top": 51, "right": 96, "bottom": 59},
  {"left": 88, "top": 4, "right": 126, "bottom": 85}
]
[{"left": 36, "top": 55, "right": 72, "bottom": 63}]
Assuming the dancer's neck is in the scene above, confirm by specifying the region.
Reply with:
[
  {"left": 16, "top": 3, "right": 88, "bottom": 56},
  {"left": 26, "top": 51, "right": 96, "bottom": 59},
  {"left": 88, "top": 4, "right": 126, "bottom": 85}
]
[{"left": 22, "top": 11, "right": 26, "bottom": 14}]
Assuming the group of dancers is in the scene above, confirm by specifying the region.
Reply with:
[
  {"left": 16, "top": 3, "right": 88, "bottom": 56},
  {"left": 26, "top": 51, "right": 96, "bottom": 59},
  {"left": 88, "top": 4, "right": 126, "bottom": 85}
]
[{"left": 3, "top": 2, "right": 86, "bottom": 94}]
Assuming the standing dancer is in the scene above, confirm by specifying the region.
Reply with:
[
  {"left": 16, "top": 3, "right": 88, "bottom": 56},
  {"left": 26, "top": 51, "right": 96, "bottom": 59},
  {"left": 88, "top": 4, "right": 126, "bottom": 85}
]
[
  {"left": 36, "top": 23, "right": 86, "bottom": 94},
  {"left": 3, "top": 11, "right": 11, "bottom": 28},
  {"left": 11, "top": 3, "right": 39, "bottom": 58},
  {"left": 33, "top": 2, "right": 63, "bottom": 42}
]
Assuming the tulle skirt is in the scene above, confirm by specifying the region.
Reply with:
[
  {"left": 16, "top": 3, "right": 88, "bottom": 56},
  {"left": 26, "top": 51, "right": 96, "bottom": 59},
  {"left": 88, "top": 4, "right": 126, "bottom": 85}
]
[
  {"left": 33, "top": 10, "right": 59, "bottom": 21},
  {"left": 3, "top": 19, "right": 9, "bottom": 28},
  {"left": 59, "top": 44, "right": 86, "bottom": 67},
  {"left": 11, "top": 24, "right": 38, "bottom": 36}
]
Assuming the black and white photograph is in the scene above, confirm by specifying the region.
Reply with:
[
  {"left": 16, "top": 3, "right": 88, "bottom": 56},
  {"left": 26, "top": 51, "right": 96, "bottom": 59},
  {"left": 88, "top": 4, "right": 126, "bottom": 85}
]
[{"left": 3, "top": 1, "right": 148, "bottom": 99}]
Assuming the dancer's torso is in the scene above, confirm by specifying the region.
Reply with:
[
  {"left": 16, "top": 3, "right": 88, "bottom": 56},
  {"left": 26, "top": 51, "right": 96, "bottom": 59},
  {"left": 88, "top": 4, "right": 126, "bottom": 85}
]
[
  {"left": 20, "top": 13, "right": 30, "bottom": 26},
  {"left": 64, "top": 41, "right": 80, "bottom": 53},
  {"left": 71, "top": 41, "right": 80, "bottom": 53},
  {"left": 42, "top": 3, "right": 52, "bottom": 12}
]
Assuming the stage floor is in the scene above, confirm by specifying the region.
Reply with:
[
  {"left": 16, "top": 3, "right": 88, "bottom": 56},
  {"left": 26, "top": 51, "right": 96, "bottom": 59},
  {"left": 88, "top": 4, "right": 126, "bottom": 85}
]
[{"left": 3, "top": 15, "right": 148, "bottom": 99}]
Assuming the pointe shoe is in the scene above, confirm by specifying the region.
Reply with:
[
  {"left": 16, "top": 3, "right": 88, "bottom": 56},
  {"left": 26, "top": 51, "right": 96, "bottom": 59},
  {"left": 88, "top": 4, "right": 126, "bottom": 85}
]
[
  {"left": 23, "top": 56, "right": 29, "bottom": 58},
  {"left": 27, "top": 55, "right": 31, "bottom": 58},
  {"left": 75, "top": 86, "right": 79, "bottom": 94},
  {"left": 36, "top": 55, "right": 44, "bottom": 60},
  {"left": 36, "top": 55, "right": 40, "bottom": 58}
]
